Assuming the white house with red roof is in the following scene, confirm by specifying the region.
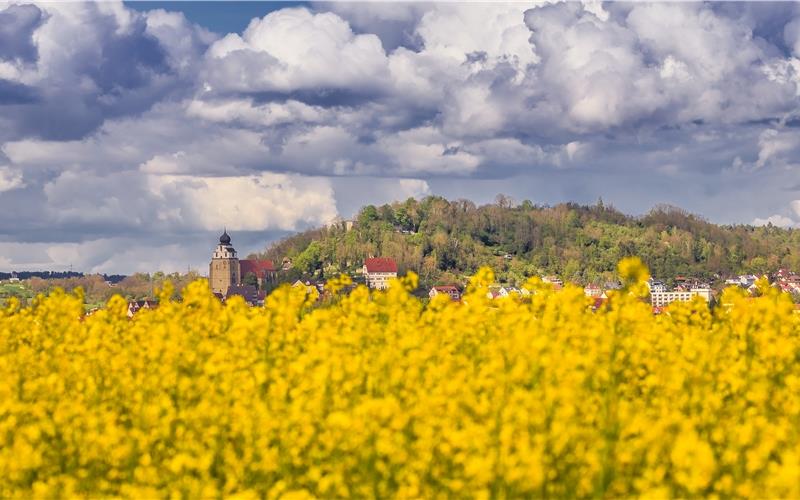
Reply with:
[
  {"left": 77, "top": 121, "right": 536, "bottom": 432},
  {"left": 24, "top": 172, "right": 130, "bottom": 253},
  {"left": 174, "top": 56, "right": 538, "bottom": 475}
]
[{"left": 363, "top": 257, "right": 398, "bottom": 290}]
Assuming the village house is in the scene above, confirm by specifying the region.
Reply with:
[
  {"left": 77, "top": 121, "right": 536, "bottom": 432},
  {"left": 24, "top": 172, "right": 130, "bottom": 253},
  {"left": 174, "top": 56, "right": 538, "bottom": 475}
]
[
  {"left": 429, "top": 285, "right": 461, "bottom": 301},
  {"left": 541, "top": 276, "right": 563, "bottom": 290},
  {"left": 584, "top": 284, "right": 603, "bottom": 298},
  {"left": 292, "top": 280, "right": 324, "bottom": 297},
  {"left": 725, "top": 274, "right": 759, "bottom": 288},
  {"left": 363, "top": 257, "right": 398, "bottom": 290},
  {"left": 127, "top": 299, "right": 157, "bottom": 318},
  {"left": 486, "top": 285, "right": 518, "bottom": 299}
]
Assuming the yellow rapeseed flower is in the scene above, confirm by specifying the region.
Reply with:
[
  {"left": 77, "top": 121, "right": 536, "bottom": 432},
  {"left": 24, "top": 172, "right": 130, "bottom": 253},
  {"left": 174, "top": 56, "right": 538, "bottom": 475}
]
[{"left": 0, "top": 261, "right": 799, "bottom": 498}]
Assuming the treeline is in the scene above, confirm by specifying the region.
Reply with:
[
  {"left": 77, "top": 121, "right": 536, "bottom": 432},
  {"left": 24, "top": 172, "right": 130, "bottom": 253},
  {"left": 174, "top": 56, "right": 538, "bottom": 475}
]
[
  {"left": 20, "top": 271, "right": 202, "bottom": 308},
  {"left": 0, "top": 271, "right": 127, "bottom": 283},
  {"left": 3, "top": 271, "right": 83, "bottom": 280},
  {"left": 256, "top": 196, "right": 800, "bottom": 288}
]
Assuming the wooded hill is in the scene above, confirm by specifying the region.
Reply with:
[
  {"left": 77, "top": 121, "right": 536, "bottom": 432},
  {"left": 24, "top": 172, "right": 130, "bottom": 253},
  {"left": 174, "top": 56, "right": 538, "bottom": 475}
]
[{"left": 255, "top": 196, "right": 800, "bottom": 288}]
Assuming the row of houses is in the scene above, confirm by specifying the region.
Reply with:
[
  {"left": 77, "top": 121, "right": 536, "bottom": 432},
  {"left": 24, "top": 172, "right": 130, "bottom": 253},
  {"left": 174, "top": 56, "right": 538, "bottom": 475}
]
[
  {"left": 721, "top": 269, "right": 800, "bottom": 296},
  {"left": 365, "top": 258, "right": 467, "bottom": 301},
  {"left": 773, "top": 269, "right": 800, "bottom": 296}
]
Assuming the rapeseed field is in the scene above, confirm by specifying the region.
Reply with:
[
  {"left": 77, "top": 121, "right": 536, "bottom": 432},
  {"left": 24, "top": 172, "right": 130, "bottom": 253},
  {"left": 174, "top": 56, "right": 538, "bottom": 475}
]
[{"left": 2, "top": 258, "right": 799, "bottom": 498}]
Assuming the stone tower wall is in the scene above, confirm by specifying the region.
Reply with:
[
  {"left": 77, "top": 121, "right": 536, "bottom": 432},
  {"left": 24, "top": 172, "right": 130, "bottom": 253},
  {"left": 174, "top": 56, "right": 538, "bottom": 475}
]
[{"left": 209, "top": 258, "right": 240, "bottom": 294}]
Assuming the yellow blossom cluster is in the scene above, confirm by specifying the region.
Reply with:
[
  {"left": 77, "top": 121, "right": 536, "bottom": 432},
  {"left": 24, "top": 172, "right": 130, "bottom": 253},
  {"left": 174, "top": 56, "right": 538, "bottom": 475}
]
[{"left": 2, "top": 258, "right": 800, "bottom": 498}]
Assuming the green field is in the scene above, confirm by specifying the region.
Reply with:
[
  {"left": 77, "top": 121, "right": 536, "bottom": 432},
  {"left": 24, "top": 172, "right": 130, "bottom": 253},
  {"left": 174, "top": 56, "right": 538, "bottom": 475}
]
[{"left": 0, "top": 282, "right": 35, "bottom": 306}]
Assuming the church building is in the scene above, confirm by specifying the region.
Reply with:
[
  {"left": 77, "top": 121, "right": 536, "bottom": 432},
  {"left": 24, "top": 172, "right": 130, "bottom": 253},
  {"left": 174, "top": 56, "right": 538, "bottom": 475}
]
[{"left": 209, "top": 230, "right": 277, "bottom": 294}]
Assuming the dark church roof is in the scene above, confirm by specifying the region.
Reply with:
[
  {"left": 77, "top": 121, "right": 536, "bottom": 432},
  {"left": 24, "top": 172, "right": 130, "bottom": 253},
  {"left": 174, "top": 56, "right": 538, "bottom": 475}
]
[{"left": 219, "top": 229, "right": 231, "bottom": 245}]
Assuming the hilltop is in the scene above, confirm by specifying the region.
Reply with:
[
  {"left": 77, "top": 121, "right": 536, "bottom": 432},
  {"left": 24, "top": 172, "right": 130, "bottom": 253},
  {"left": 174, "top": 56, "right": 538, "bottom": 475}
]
[{"left": 255, "top": 196, "right": 800, "bottom": 289}]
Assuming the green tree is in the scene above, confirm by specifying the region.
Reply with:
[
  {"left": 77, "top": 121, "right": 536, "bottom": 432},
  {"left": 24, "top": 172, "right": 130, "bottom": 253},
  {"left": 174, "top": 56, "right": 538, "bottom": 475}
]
[
  {"left": 748, "top": 256, "right": 769, "bottom": 276},
  {"left": 358, "top": 205, "right": 379, "bottom": 225},
  {"left": 243, "top": 272, "right": 259, "bottom": 289},
  {"left": 295, "top": 241, "right": 322, "bottom": 275}
]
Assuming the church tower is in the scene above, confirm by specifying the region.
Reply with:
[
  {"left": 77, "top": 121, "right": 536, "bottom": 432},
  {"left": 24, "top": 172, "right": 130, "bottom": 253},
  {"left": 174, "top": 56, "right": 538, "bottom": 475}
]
[{"left": 209, "top": 230, "right": 240, "bottom": 294}]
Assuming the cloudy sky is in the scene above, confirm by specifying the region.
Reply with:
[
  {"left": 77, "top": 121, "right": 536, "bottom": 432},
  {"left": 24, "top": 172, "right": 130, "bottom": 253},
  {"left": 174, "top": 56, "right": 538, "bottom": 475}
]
[{"left": 1, "top": 1, "right": 800, "bottom": 273}]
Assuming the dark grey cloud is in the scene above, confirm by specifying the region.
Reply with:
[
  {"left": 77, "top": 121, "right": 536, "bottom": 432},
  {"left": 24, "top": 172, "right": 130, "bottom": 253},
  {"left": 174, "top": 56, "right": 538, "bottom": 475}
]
[
  {"left": 0, "top": 79, "right": 39, "bottom": 104},
  {"left": 712, "top": 2, "right": 799, "bottom": 56},
  {"left": 0, "top": 4, "right": 44, "bottom": 63},
  {"left": 86, "top": 19, "right": 170, "bottom": 93},
  {"left": 0, "top": 3, "right": 214, "bottom": 142}
]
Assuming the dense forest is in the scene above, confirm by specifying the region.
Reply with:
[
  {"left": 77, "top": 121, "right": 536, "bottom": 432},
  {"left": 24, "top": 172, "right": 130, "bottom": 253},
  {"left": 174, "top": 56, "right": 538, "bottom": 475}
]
[{"left": 255, "top": 196, "right": 800, "bottom": 288}]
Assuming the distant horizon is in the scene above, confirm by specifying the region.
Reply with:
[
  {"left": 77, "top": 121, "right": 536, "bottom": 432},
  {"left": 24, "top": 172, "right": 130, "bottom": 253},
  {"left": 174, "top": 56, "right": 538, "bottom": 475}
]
[
  {"left": 2, "top": 2, "right": 800, "bottom": 274},
  {"left": 3, "top": 195, "right": 797, "bottom": 276}
]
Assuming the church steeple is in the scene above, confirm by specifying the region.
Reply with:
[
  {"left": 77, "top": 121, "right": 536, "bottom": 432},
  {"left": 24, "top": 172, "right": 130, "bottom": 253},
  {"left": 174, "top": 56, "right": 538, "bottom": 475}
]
[
  {"left": 209, "top": 229, "right": 239, "bottom": 294},
  {"left": 220, "top": 228, "right": 231, "bottom": 245}
]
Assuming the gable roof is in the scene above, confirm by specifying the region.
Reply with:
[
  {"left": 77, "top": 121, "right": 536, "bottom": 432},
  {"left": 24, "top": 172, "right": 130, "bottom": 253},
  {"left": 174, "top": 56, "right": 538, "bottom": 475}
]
[
  {"left": 432, "top": 285, "right": 460, "bottom": 293},
  {"left": 240, "top": 259, "right": 276, "bottom": 277},
  {"left": 364, "top": 257, "right": 397, "bottom": 273}
]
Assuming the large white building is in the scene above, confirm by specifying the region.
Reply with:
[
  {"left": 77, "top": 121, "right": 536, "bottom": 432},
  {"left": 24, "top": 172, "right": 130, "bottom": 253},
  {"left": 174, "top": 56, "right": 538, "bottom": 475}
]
[{"left": 650, "top": 288, "right": 712, "bottom": 307}]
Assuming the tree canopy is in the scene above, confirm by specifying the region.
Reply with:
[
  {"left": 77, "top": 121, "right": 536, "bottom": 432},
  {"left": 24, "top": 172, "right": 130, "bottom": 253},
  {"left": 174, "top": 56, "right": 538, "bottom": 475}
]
[{"left": 256, "top": 196, "right": 800, "bottom": 288}]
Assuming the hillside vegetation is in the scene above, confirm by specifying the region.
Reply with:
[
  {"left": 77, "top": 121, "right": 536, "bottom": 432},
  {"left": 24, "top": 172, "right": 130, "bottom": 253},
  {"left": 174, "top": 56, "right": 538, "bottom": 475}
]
[{"left": 258, "top": 196, "right": 800, "bottom": 287}]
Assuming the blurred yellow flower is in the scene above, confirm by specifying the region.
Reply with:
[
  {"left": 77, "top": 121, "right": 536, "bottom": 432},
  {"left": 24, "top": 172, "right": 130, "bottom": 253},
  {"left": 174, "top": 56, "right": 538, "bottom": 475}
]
[{"left": 0, "top": 261, "right": 798, "bottom": 498}]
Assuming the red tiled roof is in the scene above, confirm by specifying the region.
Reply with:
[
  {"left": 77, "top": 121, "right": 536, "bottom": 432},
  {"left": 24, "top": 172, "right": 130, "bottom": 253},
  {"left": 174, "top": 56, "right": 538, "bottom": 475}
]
[
  {"left": 240, "top": 259, "right": 276, "bottom": 277},
  {"left": 364, "top": 257, "right": 397, "bottom": 273},
  {"left": 433, "top": 285, "right": 460, "bottom": 292}
]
